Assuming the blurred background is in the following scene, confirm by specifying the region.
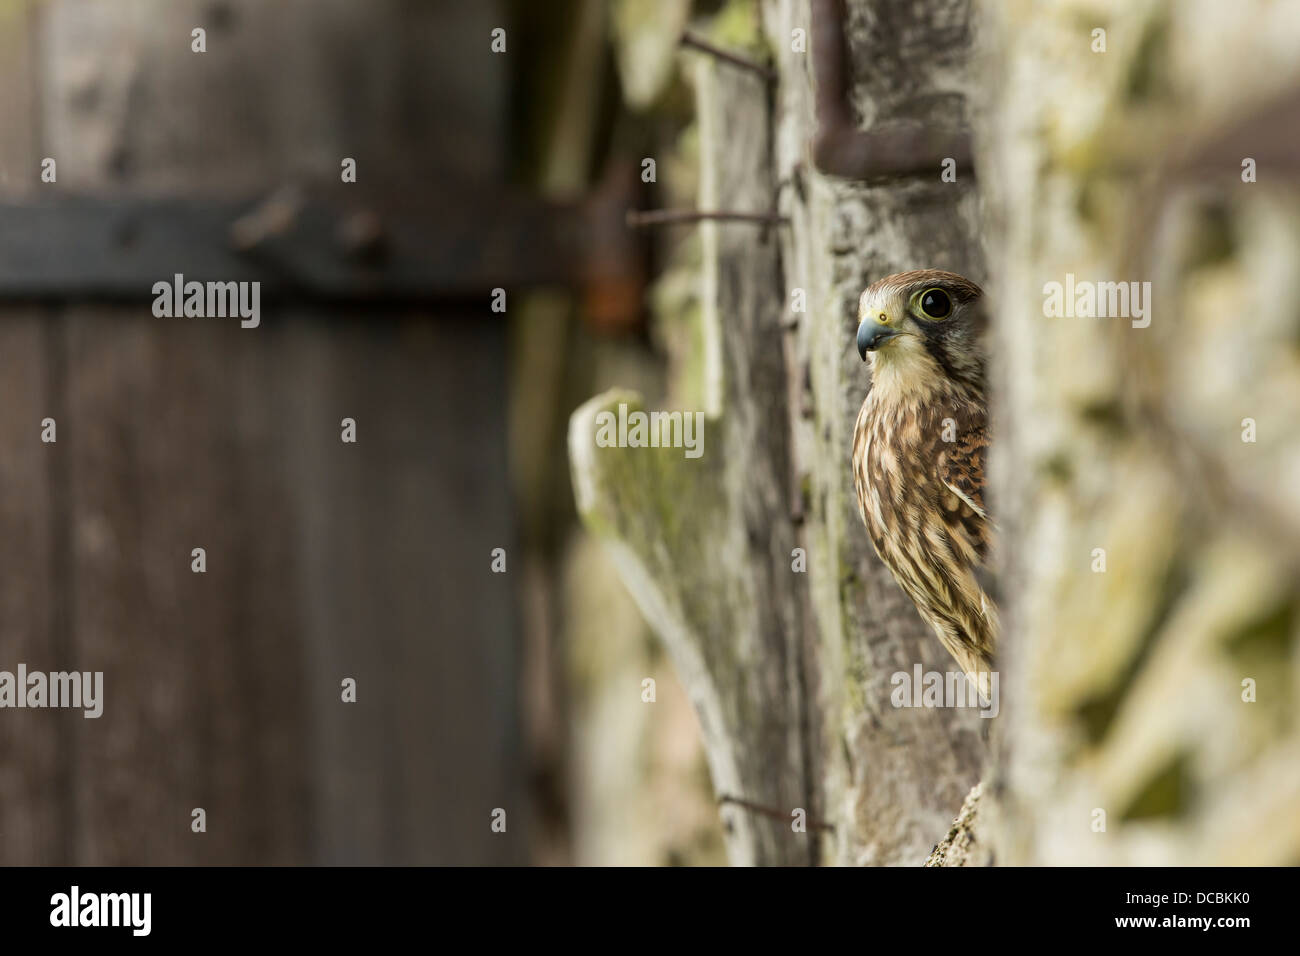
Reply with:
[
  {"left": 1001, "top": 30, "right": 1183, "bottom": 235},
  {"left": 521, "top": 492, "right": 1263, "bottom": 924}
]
[
  {"left": 2, "top": 0, "right": 1299, "bottom": 868},
  {"left": 0, "top": 0, "right": 726, "bottom": 866}
]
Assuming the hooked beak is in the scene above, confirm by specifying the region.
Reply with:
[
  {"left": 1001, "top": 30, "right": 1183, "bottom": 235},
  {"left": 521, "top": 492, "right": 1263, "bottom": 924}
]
[{"left": 857, "top": 321, "right": 900, "bottom": 360}]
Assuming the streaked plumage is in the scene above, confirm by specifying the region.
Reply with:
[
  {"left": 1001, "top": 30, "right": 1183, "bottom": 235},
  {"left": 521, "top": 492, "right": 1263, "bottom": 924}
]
[{"left": 851, "top": 270, "right": 996, "bottom": 681}]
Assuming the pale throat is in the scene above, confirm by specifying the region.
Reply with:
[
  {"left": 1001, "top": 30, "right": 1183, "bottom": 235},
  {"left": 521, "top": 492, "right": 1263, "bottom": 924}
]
[{"left": 867, "top": 341, "right": 949, "bottom": 412}]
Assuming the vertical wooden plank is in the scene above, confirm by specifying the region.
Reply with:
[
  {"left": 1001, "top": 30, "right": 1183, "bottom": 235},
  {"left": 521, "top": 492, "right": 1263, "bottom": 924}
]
[
  {"left": 60, "top": 310, "right": 203, "bottom": 863},
  {"left": 0, "top": 0, "right": 38, "bottom": 197},
  {"left": 0, "top": 315, "right": 64, "bottom": 865},
  {"left": 0, "top": 0, "right": 65, "bottom": 866},
  {"left": 283, "top": 314, "right": 522, "bottom": 864},
  {"left": 60, "top": 311, "right": 313, "bottom": 863}
]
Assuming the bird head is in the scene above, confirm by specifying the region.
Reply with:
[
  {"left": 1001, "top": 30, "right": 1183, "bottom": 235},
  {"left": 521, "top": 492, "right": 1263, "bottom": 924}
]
[{"left": 856, "top": 270, "right": 987, "bottom": 391}]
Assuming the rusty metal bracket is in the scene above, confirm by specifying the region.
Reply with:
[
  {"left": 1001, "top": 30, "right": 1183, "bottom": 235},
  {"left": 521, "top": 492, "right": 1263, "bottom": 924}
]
[
  {"left": 0, "top": 181, "right": 640, "bottom": 307},
  {"left": 810, "top": 0, "right": 973, "bottom": 180}
]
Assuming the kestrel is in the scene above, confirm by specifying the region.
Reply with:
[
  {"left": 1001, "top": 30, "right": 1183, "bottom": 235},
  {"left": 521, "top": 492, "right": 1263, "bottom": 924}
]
[{"left": 851, "top": 270, "right": 996, "bottom": 682}]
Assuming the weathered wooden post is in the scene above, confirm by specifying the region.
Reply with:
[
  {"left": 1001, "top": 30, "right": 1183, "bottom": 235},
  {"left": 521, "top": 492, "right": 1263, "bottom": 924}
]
[{"left": 571, "top": 0, "right": 988, "bottom": 864}]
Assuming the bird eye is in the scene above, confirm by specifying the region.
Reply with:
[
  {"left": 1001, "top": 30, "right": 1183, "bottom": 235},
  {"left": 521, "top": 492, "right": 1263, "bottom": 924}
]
[{"left": 914, "top": 288, "right": 952, "bottom": 319}]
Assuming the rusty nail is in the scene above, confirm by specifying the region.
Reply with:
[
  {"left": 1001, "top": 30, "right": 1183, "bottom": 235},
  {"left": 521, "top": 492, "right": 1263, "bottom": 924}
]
[
  {"left": 680, "top": 30, "right": 777, "bottom": 82},
  {"left": 626, "top": 208, "right": 789, "bottom": 229},
  {"left": 717, "top": 793, "right": 833, "bottom": 833}
]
